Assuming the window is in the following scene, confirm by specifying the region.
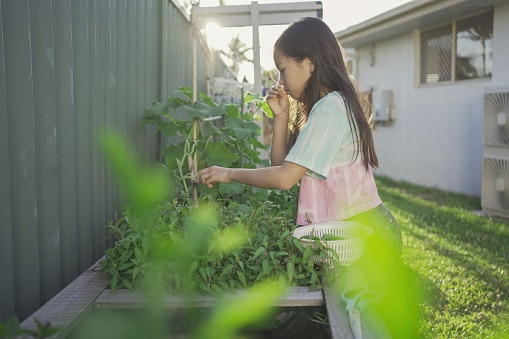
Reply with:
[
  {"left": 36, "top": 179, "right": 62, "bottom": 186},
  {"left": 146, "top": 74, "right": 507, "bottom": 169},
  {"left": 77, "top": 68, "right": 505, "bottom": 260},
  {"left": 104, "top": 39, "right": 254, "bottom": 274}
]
[
  {"left": 420, "top": 10, "right": 493, "bottom": 84},
  {"left": 420, "top": 24, "right": 453, "bottom": 84}
]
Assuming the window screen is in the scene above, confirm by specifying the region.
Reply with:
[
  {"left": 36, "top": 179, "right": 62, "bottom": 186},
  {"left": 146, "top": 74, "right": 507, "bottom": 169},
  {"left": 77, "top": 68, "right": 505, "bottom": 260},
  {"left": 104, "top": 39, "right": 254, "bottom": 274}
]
[
  {"left": 420, "top": 24, "right": 453, "bottom": 84},
  {"left": 419, "top": 10, "right": 493, "bottom": 85}
]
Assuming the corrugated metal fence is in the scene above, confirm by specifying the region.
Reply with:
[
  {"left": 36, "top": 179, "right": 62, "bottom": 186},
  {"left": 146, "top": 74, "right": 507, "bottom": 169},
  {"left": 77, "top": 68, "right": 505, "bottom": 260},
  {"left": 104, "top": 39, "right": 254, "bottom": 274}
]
[{"left": 0, "top": 0, "right": 221, "bottom": 321}]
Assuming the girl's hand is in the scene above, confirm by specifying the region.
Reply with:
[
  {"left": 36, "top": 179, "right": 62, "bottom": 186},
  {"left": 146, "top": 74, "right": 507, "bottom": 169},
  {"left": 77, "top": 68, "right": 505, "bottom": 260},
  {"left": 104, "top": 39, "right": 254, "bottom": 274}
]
[
  {"left": 266, "top": 84, "right": 290, "bottom": 119},
  {"left": 196, "top": 166, "right": 231, "bottom": 188}
]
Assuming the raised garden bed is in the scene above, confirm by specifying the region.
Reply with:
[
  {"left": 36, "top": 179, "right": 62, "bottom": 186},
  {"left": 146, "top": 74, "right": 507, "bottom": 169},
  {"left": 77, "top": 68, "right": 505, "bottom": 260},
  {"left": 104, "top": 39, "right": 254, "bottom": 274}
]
[
  {"left": 19, "top": 90, "right": 366, "bottom": 338},
  {"left": 20, "top": 258, "right": 363, "bottom": 339},
  {"left": 94, "top": 285, "right": 324, "bottom": 309}
]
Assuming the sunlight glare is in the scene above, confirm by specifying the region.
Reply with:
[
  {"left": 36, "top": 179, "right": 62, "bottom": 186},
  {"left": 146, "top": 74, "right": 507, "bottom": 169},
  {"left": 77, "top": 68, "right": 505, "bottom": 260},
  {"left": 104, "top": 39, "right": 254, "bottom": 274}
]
[{"left": 204, "top": 22, "right": 228, "bottom": 51}]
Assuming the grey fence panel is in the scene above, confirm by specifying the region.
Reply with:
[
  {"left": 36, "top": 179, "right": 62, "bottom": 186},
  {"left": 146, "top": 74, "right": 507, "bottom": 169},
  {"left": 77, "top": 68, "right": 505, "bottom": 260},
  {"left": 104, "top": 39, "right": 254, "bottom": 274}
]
[
  {"left": 139, "top": 0, "right": 161, "bottom": 160},
  {"left": 89, "top": 0, "right": 104, "bottom": 264},
  {"left": 3, "top": 0, "right": 42, "bottom": 319},
  {"left": 100, "top": 0, "right": 120, "bottom": 240},
  {"left": 0, "top": 0, "right": 16, "bottom": 321},
  {"left": 71, "top": 0, "right": 94, "bottom": 275},
  {"left": 30, "top": 0, "right": 61, "bottom": 304},
  {"left": 161, "top": 2, "right": 214, "bottom": 100},
  {"left": 53, "top": 0, "right": 81, "bottom": 286},
  {"left": 0, "top": 0, "right": 222, "bottom": 322}
]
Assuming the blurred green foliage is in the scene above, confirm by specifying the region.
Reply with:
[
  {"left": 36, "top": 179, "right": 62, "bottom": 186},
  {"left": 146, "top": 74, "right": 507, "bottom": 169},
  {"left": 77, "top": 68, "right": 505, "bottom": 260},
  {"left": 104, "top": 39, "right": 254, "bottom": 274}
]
[{"left": 92, "top": 89, "right": 331, "bottom": 338}]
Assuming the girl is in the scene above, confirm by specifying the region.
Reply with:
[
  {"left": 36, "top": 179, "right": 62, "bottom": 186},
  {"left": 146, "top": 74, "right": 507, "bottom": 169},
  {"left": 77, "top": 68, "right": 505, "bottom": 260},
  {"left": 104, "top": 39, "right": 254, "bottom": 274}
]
[{"left": 197, "top": 17, "right": 402, "bottom": 294}]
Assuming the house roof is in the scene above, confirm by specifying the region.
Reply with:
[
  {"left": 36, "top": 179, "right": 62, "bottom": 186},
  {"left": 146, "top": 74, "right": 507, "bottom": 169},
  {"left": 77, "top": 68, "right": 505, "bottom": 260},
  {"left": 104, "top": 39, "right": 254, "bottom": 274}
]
[{"left": 335, "top": 0, "right": 509, "bottom": 48}]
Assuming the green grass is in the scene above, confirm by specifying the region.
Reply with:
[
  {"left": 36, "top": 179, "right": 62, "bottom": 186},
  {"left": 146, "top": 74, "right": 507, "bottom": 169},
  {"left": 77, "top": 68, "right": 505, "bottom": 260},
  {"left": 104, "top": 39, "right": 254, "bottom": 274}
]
[{"left": 375, "top": 176, "right": 509, "bottom": 339}]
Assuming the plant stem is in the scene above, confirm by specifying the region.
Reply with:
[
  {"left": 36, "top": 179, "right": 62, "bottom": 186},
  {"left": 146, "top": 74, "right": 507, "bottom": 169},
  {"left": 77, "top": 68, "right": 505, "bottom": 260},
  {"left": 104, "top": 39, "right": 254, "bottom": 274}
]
[{"left": 192, "top": 118, "right": 199, "bottom": 204}]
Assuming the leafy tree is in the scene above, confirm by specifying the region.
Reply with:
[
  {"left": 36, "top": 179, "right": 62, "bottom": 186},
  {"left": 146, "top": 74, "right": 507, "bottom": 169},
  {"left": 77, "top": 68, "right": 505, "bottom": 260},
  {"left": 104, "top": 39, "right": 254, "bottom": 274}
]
[{"left": 221, "top": 34, "right": 253, "bottom": 79}]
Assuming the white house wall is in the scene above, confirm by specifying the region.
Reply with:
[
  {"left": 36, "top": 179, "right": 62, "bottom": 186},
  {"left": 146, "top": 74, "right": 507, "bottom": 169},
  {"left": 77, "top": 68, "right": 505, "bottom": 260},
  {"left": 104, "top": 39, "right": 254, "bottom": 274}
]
[
  {"left": 492, "top": 3, "right": 509, "bottom": 87},
  {"left": 350, "top": 5, "right": 509, "bottom": 197}
]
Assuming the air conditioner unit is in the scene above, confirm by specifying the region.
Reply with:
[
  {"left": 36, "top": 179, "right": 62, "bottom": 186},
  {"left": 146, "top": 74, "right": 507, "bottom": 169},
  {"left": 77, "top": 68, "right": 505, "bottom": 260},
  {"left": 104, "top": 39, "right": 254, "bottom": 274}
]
[
  {"left": 482, "top": 156, "right": 509, "bottom": 216},
  {"left": 483, "top": 90, "right": 509, "bottom": 146},
  {"left": 372, "top": 89, "right": 392, "bottom": 122},
  {"left": 482, "top": 89, "right": 509, "bottom": 217}
]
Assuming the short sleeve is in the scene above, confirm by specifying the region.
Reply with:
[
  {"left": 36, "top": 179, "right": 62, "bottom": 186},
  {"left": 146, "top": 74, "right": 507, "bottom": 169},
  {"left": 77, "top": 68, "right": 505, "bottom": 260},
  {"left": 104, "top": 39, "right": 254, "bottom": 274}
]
[{"left": 285, "top": 94, "right": 351, "bottom": 178}]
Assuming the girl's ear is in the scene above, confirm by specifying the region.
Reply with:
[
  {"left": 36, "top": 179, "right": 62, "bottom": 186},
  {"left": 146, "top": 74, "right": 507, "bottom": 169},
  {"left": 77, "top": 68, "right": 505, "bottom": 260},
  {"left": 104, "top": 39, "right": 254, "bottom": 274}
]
[{"left": 308, "top": 59, "right": 315, "bottom": 73}]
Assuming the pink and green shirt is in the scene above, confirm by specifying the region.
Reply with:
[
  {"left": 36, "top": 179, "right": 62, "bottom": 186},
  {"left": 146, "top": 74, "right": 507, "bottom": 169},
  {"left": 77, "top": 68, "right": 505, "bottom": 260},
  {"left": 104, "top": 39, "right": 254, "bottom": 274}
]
[{"left": 284, "top": 92, "right": 381, "bottom": 225}]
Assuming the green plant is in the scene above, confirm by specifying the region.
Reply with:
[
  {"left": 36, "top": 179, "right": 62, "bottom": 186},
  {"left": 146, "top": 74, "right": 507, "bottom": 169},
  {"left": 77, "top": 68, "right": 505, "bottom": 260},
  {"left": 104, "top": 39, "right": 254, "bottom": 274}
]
[
  {"left": 100, "top": 191, "right": 324, "bottom": 293},
  {"left": 100, "top": 88, "right": 330, "bottom": 294},
  {"left": 0, "top": 316, "right": 61, "bottom": 339},
  {"left": 95, "top": 126, "right": 324, "bottom": 337},
  {"left": 141, "top": 87, "right": 269, "bottom": 201},
  {"left": 244, "top": 91, "right": 274, "bottom": 118}
]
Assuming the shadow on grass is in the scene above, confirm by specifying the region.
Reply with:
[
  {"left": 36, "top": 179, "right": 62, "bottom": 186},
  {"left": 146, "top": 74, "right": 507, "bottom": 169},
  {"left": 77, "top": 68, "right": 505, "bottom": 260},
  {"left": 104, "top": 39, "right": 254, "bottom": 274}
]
[
  {"left": 376, "top": 176, "right": 509, "bottom": 263},
  {"left": 375, "top": 176, "right": 509, "bottom": 338}
]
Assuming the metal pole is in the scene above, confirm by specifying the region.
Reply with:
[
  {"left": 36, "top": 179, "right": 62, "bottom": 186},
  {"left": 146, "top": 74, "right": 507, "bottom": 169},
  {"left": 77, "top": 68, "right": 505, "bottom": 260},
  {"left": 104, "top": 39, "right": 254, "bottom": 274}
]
[
  {"left": 191, "top": 6, "right": 199, "bottom": 203},
  {"left": 192, "top": 5, "right": 198, "bottom": 103},
  {"left": 251, "top": 1, "right": 262, "bottom": 94}
]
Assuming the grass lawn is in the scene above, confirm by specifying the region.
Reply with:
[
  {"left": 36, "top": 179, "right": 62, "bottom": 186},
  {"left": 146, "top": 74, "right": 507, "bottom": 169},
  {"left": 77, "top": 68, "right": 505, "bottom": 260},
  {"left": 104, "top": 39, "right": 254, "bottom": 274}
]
[{"left": 375, "top": 176, "right": 509, "bottom": 339}]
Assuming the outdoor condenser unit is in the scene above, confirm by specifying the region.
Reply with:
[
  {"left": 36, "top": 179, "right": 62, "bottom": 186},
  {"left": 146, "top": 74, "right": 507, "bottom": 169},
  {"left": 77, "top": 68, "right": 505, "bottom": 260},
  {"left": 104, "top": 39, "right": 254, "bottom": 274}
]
[
  {"left": 482, "top": 88, "right": 509, "bottom": 217},
  {"left": 372, "top": 89, "right": 393, "bottom": 122}
]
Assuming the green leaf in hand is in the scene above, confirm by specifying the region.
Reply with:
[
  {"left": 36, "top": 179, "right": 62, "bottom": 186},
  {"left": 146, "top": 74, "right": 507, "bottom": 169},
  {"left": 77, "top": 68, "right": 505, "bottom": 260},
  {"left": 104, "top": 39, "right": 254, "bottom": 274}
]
[{"left": 244, "top": 91, "right": 274, "bottom": 119}]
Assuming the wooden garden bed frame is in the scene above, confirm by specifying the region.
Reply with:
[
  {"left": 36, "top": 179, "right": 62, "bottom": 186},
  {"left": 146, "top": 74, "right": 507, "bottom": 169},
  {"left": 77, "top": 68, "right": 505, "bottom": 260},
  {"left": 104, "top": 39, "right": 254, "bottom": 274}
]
[{"left": 20, "top": 258, "right": 357, "bottom": 339}]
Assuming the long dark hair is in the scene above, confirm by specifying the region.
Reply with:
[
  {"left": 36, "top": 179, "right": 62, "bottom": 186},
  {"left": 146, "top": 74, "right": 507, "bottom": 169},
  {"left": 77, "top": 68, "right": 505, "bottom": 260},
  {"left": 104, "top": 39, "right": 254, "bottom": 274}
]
[{"left": 275, "top": 17, "right": 378, "bottom": 169}]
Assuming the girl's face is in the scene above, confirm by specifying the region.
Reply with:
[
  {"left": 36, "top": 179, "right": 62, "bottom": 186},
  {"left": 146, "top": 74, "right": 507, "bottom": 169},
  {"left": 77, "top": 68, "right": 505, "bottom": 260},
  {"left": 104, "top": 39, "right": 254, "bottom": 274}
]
[{"left": 273, "top": 48, "right": 314, "bottom": 101}]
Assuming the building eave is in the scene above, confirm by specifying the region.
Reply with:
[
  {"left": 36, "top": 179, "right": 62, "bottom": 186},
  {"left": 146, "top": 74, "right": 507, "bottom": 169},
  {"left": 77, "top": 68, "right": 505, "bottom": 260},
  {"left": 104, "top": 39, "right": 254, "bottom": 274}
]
[{"left": 335, "top": 0, "right": 509, "bottom": 48}]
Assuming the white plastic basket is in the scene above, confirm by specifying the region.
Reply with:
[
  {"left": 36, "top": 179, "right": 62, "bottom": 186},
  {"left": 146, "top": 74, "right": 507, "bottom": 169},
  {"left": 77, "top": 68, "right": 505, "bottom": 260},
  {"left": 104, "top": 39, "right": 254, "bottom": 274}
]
[{"left": 292, "top": 221, "right": 373, "bottom": 266}]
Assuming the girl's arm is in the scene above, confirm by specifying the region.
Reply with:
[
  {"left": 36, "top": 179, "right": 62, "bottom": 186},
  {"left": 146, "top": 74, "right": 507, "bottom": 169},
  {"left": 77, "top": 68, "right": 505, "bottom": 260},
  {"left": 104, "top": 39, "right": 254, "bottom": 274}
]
[
  {"left": 270, "top": 114, "right": 289, "bottom": 166},
  {"left": 266, "top": 85, "right": 290, "bottom": 166},
  {"left": 197, "top": 161, "right": 307, "bottom": 191}
]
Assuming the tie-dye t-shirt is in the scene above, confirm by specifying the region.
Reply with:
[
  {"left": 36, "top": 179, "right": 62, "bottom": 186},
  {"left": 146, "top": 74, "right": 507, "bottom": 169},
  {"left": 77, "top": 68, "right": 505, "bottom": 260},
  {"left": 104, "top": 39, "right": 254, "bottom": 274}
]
[{"left": 285, "top": 92, "right": 381, "bottom": 225}]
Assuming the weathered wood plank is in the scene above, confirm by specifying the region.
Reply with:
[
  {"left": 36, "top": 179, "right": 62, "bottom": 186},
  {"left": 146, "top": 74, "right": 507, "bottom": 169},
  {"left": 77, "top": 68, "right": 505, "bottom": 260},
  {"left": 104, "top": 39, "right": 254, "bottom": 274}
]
[
  {"left": 323, "top": 283, "right": 355, "bottom": 339},
  {"left": 95, "top": 285, "right": 324, "bottom": 309},
  {"left": 323, "top": 265, "right": 367, "bottom": 339},
  {"left": 21, "top": 255, "right": 364, "bottom": 339},
  {"left": 20, "top": 258, "right": 108, "bottom": 338},
  {"left": 324, "top": 264, "right": 392, "bottom": 339}
]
